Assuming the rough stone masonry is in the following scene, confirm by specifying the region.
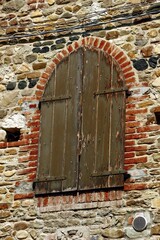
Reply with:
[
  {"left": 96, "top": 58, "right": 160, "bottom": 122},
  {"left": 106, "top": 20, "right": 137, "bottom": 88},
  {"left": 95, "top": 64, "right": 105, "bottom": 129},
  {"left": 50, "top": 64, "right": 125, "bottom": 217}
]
[{"left": 0, "top": 0, "right": 160, "bottom": 239}]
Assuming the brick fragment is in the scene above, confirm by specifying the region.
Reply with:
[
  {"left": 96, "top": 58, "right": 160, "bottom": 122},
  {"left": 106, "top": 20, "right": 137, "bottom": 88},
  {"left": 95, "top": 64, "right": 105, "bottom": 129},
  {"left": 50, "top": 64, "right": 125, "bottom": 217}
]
[
  {"left": 14, "top": 193, "right": 34, "bottom": 200},
  {"left": 137, "top": 125, "right": 160, "bottom": 133},
  {"left": 124, "top": 183, "right": 148, "bottom": 191},
  {"left": 124, "top": 156, "right": 147, "bottom": 164},
  {"left": 125, "top": 145, "right": 147, "bottom": 152}
]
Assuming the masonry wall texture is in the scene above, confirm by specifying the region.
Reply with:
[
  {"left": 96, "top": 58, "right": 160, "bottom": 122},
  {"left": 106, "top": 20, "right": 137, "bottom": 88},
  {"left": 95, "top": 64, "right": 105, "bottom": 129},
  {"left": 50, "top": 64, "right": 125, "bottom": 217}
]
[{"left": 0, "top": 0, "right": 160, "bottom": 239}]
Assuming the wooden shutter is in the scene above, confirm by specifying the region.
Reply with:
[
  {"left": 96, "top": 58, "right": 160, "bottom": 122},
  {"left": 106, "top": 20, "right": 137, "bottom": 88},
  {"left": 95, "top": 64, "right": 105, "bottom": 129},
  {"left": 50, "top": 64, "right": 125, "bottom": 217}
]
[
  {"left": 34, "top": 48, "right": 126, "bottom": 194},
  {"left": 79, "top": 50, "right": 126, "bottom": 190},
  {"left": 35, "top": 50, "right": 83, "bottom": 194}
]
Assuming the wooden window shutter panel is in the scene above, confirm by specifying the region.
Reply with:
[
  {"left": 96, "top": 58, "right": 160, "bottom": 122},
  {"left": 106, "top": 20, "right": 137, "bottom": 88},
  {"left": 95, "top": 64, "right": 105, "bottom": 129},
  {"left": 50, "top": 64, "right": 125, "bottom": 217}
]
[
  {"left": 79, "top": 51, "right": 126, "bottom": 190},
  {"left": 34, "top": 51, "right": 83, "bottom": 194}
]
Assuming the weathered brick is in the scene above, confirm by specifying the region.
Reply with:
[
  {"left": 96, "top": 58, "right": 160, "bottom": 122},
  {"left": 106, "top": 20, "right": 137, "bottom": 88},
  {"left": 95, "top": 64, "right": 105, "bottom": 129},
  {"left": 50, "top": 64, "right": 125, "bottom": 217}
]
[
  {"left": 14, "top": 193, "right": 34, "bottom": 200},
  {"left": 125, "top": 156, "right": 147, "bottom": 164},
  {"left": 124, "top": 183, "right": 148, "bottom": 191}
]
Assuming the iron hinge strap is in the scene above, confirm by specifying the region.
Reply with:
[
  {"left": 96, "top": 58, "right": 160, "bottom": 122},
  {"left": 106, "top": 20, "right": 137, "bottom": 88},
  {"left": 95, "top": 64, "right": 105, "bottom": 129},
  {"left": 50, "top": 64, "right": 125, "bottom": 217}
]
[
  {"left": 91, "top": 170, "right": 126, "bottom": 177},
  {"left": 40, "top": 96, "right": 72, "bottom": 103},
  {"left": 34, "top": 176, "right": 66, "bottom": 183},
  {"left": 94, "top": 87, "right": 128, "bottom": 96}
]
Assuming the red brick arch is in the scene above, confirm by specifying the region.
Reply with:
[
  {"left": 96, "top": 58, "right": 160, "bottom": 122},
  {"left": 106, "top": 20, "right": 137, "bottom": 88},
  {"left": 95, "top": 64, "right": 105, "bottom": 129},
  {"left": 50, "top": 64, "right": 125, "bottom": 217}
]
[{"left": 35, "top": 36, "right": 136, "bottom": 99}]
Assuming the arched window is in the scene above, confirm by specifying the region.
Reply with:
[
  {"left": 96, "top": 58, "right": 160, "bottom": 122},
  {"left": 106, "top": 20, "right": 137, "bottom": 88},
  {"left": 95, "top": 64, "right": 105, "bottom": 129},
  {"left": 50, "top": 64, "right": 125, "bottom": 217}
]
[{"left": 34, "top": 47, "right": 126, "bottom": 194}]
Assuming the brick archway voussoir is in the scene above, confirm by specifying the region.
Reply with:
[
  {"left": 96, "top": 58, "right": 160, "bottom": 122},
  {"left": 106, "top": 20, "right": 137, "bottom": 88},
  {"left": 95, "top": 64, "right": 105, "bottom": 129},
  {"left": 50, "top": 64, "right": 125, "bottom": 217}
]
[{"left": 35, "top": 36, "right": 136, "bottom": 99}]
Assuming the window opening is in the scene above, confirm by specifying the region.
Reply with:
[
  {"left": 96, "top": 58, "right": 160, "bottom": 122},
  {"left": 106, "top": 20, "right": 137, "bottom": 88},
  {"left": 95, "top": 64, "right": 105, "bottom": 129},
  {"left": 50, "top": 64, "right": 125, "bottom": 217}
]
[
  {"left": 5, "top": 128, "right": 21, "bottom": 142},
  {"left": 34, "top": 48, "right": 126, "bottom": 195},
  {"left": 155, "top": 112, "right": 160, "bottom": 125}
]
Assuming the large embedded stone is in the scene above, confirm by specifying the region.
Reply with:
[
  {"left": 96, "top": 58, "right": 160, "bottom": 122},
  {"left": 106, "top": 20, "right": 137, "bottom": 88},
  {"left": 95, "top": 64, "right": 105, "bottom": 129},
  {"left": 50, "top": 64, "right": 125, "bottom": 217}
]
[
  {"left": 26, "top": 72, "right": 41, "bottom": 79},
  {"left": 16, "top": 64, "right": 31, "bottom": 74},
  {"left": 147, "top": 29, "right": 158, "bottom": 38},
  {"left": 47, "top": 0, "right": 56, "bottom": 5},
  {"left": 132, "top": 6, "right": 143, "bottom": 16},
  {"left": 32, "top": 220, "right": 44, "bottom": 229},
  {"left": 28, "top": 79, "right": 38, "bottom": 88},
  {"left": 0, "top": 166, "right": 5, "bottom": 173},
  {"left": 14, "top": 46, "right": 32, "bottom": 64},
  {"left": 122, "top": 43, "right": 133, "bottom": 51},
  {"left": 154, "top": 69, "right": 160, "bottom": 78},
  {"left": 21, "top": 199, "right": 34, "bottom": 207},
  {"left": 151, "top": 198, "right": 160, "bottom": 208},
  {"left": 152, "top": 77, "right": 160, "bottom": 87},
  {"left": 6, "top": 82, "right": 16, "bottom": 91},
  {"left": 126, "top": 227, "right": 150, "bottom": 239},
  {"left": 32, "top": 62, "right": 47, "bottom": 70},
  {"left": 18, "top": 81, "right": 27, "bottom": 90},
  {"left": 61, "top": 12, "right": 73, "bottom": 18},
  {"left": 2, "top": 0, "right": 25, "bottom": 13},
  {"left": 141, "top": 46, "right": 153, "bottom": 57},
  {"left": 42, "top": 6, "right": 55, "bottom": 16},
  {"left": 30, "top": 10, "right": 42, "bottom": 18},
  {"left": 151, "top": 224, "right": 160, "bottom": 235},
  {"left": 0, "top": 211, "right": 11, "bottom": 218},
  {"left": 138, "top": 137, "right": 155, "bottom": 144},
  {"left": 154, "top": 45, "right": 160, "bottom": 55},
  {"left": 0, "top": 188, "right": 7, "bottom": 194},
  {"left": 14, "top": 222, "right": 28, "bottom": 231},
  {"left": 150, "top": 169, "right": 160, "bottom": 175},
  {"left": 47, "top": 14, "right": 59, "bottom": 21},
  {"left": 149, "top": 57, "right": 158, "bottom": 68},
  {"left": 25, "top": 54, "right": 37, "bottom": 63},
  {"left": 29, "top": 229, "right": 38, "bottom": 239},
  {"left": 135, "top": 36, "right": 148, "bottom": 46},
  {"left": 153, "top": 153, "right": 160, "bottom": 162},
  {"left": 16, "top": 230, "right": 28, "bottom": 239},
  {"left": 138, "top": 100, "right": 154, "bottom": 108},
  {"left": 5, "top": 148, "right": 17, "bottom": 155},
  {"left": 55, "top": 227, "right": 90, "bottom": 239},
  {"left": 0, "top": 84, "right": 6, "bottom": 92},
  {"left": 2, "top": 113, "right": 25, "bottom": 129},
  {"left": 0, "top": 130, "right": 6, "bottom": 141},
  {"left": 106, "top": 30, "right": 119, "bottom": 40},
  {"left": 1, "top": 223, "right": 12, "bottom": 233},
  {"left": 133, "top": 59, "right": 148, "bottom": 71},
  {"left": 102, "top": 228, "right": 124, "bottom": 238},
  {"left": 4, "top": 170, "right": 16, "bottom": 177},
  {"left": 13, "top": 55, "right": 24, "bottom": 64}
]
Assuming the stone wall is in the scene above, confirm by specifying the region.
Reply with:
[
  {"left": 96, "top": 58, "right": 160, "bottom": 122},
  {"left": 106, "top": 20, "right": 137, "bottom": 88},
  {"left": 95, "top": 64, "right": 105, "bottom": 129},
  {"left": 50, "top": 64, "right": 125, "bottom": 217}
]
[{"left": 0, "top": 0, "right": 160, "bottom": 239}]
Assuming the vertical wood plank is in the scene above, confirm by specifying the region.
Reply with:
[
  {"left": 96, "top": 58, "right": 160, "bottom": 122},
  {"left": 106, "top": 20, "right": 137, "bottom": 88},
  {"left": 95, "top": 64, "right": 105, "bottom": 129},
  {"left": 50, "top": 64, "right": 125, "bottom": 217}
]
[
  {"left": 62, "top": 49, "right": 83, "bottom": 191},
  {"left": 109, "top": 59, "right": 125, "bottom": 187},
  {"left": 38, "top": 102, "right": 53, "bottom": 180},
  {"left": 49, "top": 60, "right": 69, "bottom": 192},
  {"left": 95, "top": 52, "right": 111, "bottom": 177},
  {"left": 79, "top": 49, "right": 99, "bottom": 190}
]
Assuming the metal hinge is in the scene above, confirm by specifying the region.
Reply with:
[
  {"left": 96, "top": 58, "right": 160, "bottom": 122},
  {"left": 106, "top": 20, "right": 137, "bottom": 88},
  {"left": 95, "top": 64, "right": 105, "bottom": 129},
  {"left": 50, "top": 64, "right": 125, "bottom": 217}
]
[
  {"left": 94, "top": 87, "right": 128, "bottom": 97},
  {"left": 91, "top": 170, "right": 126, "bottom": 177},
  {"left": 34, "top": 176, "right": 66, "bottom": 183},
  {"left": 40, "top": 96, "right": 71, "bottom": 103}
]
